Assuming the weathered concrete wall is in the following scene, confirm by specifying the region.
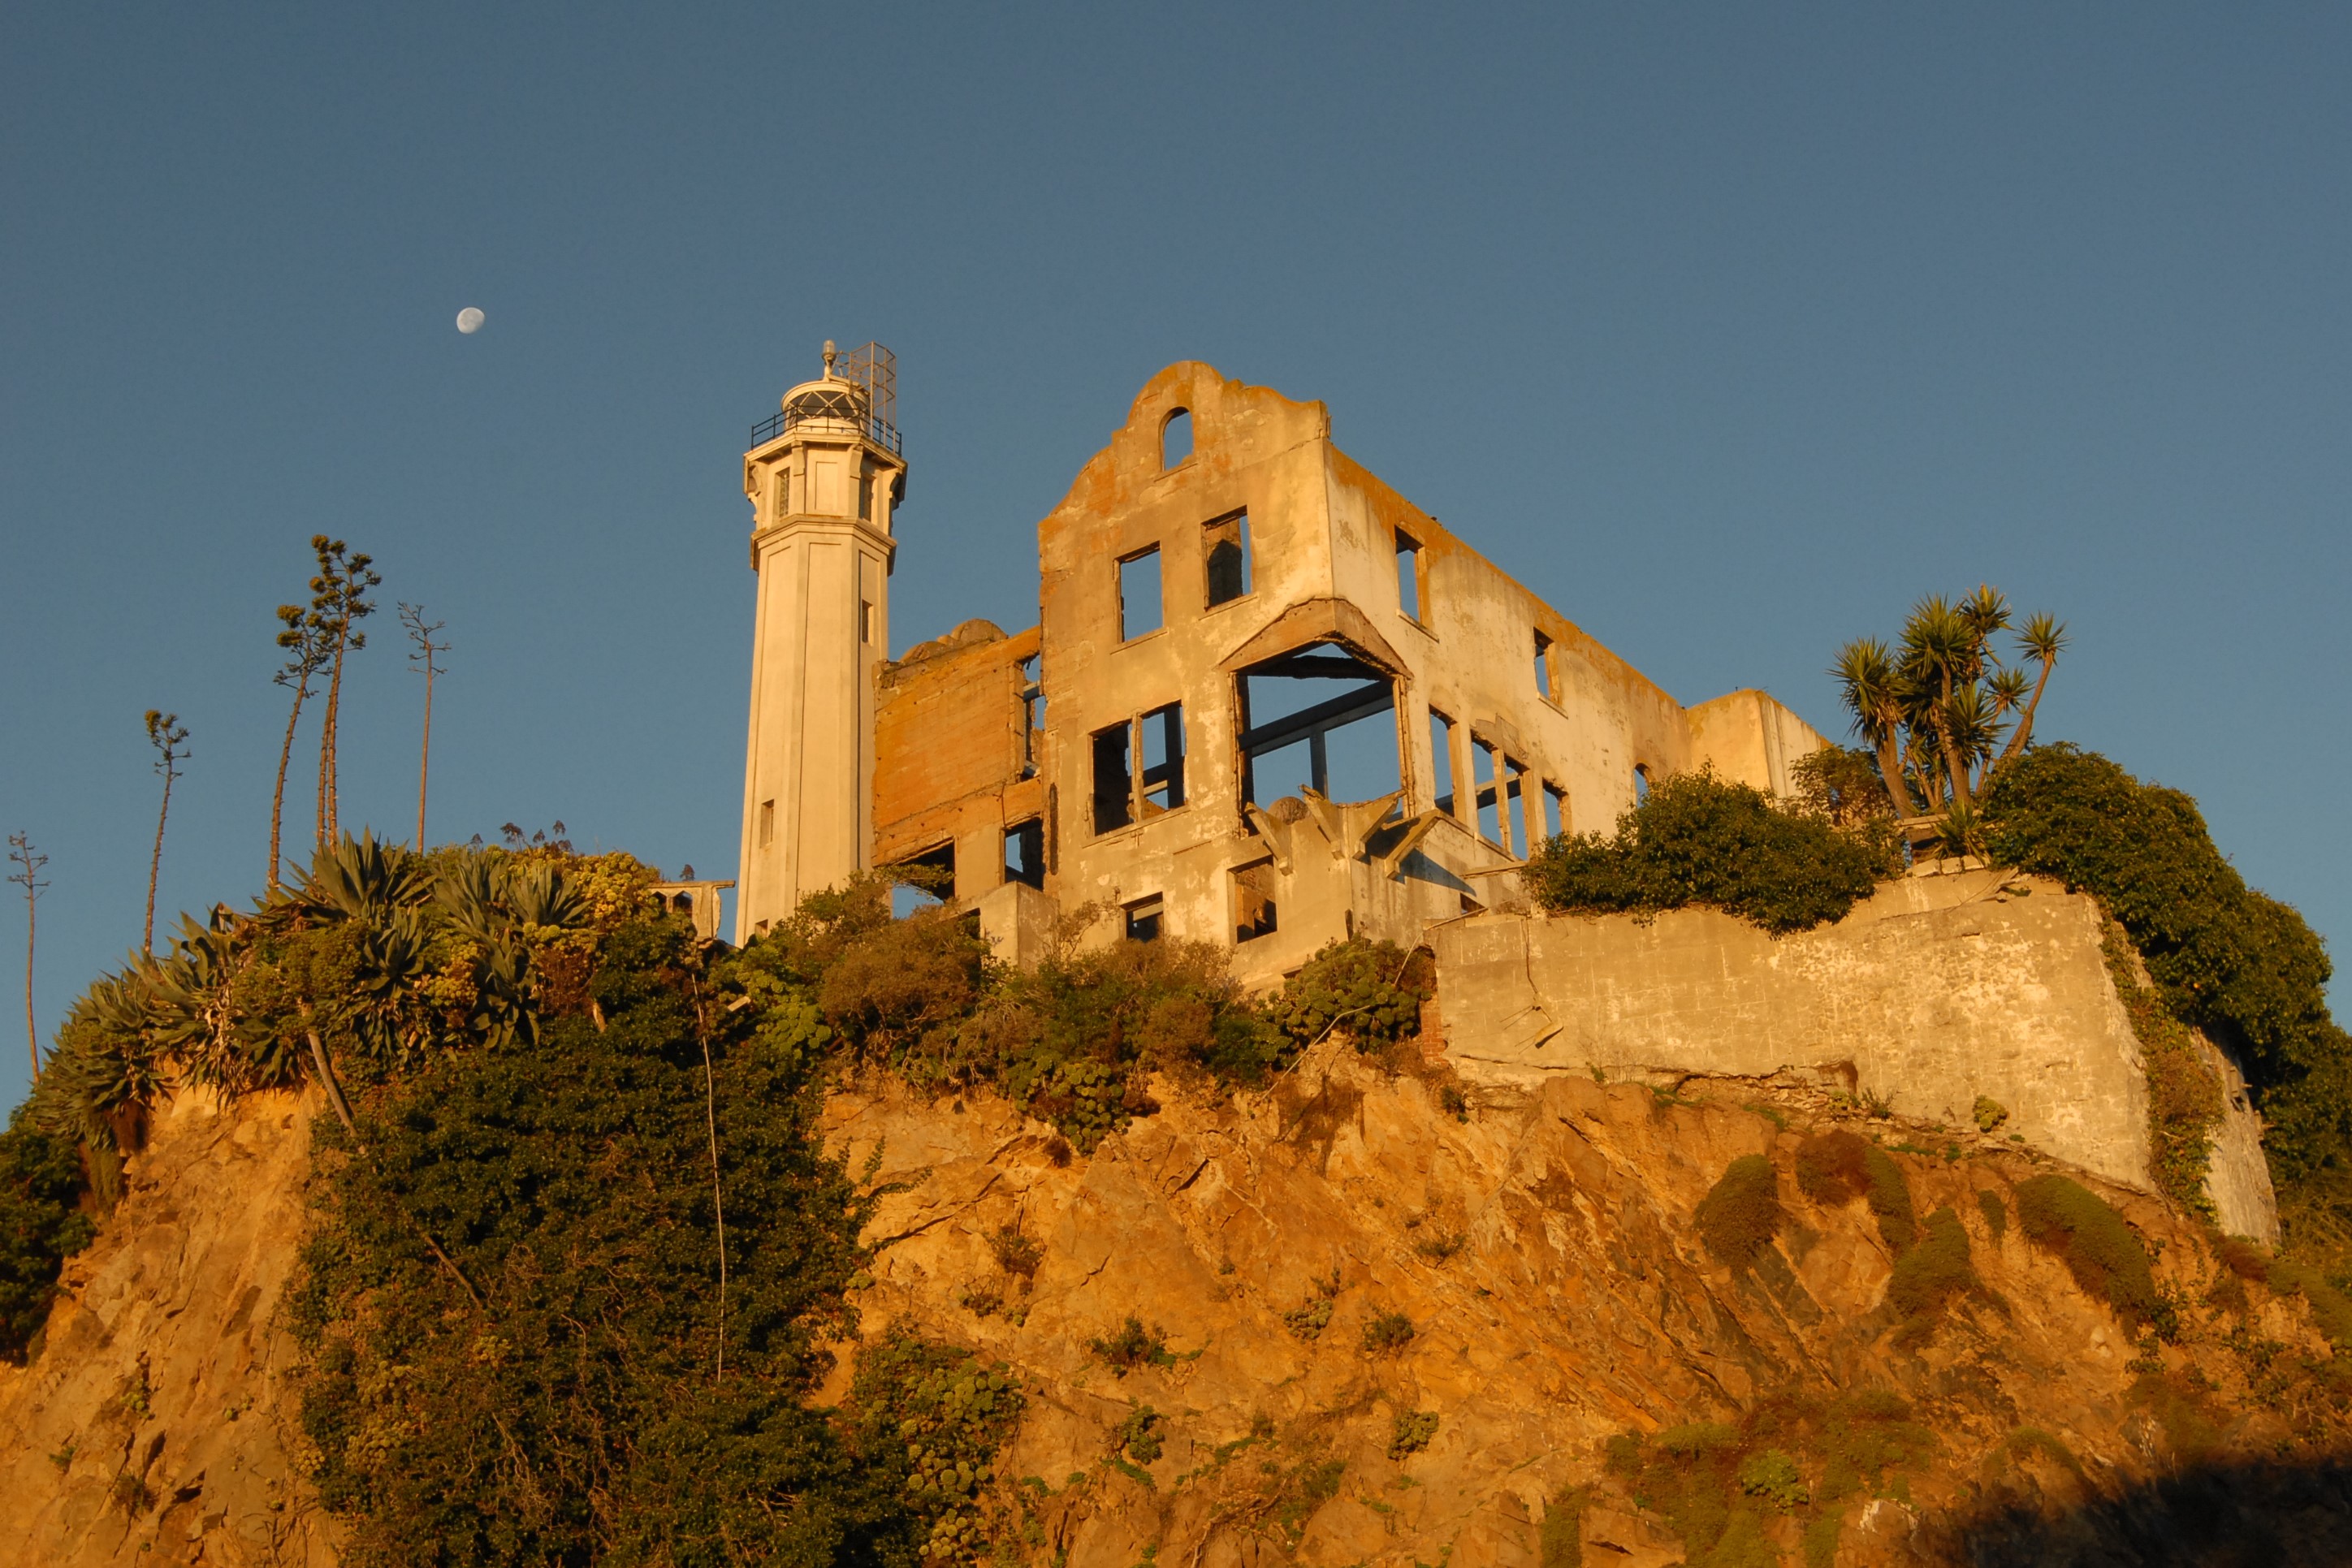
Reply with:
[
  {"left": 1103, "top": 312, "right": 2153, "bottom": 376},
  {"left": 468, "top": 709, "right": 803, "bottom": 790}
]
[{"left": 1433, "top": 870, "right": 2164, "bottom": 1195}]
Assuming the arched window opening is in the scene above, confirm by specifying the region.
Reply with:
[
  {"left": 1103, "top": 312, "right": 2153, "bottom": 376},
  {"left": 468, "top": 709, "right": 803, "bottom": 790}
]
[
  {"left": 1634, "top": 763, "right": 1651, "bottom": 805},
  {"left": 1161, "top": 408, "right": 1192, "bottom": 469}
]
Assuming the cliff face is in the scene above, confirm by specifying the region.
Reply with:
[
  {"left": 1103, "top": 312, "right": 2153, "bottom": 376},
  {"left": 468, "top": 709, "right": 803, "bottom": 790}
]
[
  {"left": 5, "top": 1047, "right": 2350, "bottom": 1567},
  {"left": 0, "top": 1087, "right": 335, "bottom": 1568}
]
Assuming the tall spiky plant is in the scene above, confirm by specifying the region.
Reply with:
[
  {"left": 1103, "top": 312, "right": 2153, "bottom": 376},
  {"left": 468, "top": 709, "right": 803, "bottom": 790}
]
[
  {"left": 400, "top": 603, "right": 447, "bottom": 851},
  {"left": 142, "top": 711, "right": 190, "bottom": 955},
  {"left": 269, "top": 598, "right": 332, "bottom": 894},
  {"left": 309, "top": 538, "right": 380, "bottom": 849},
  {"left": 8, "top": 832, "right": 47, "bottom": 1080}
]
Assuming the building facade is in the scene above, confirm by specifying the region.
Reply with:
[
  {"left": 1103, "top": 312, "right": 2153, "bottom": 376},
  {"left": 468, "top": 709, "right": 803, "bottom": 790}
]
[{"left": 738, "top": 355, "right": 1826, "bottom": 983}]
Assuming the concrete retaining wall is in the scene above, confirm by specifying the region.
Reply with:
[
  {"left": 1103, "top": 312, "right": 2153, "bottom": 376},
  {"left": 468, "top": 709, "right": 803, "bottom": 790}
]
[{"left": 1430, "top": 868, "right": 2277, "bottom": 1239}]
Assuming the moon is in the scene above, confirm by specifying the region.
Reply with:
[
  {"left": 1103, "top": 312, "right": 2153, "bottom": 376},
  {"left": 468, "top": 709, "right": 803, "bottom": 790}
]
[{"left": 455, "top": 307, "right": 485, "bottom": 335}]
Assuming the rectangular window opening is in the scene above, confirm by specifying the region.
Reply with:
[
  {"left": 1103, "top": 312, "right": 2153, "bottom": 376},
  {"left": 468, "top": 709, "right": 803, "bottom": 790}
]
[
  {"left": 1124, "top": 894, "right": 1164, "bottom": 944},
  {"left": 1204, "top": 511, "right": 1251, "bottom": 608},
  {"left": 1237, "top": 639, "right": 1399, "bottom": 807},
  {"left": 1232, "top": 861, "right": 1279, "bottom": 943},
  {"left": 1139, "top": 702, "right": 1186, "bottom": 815},
  {"left": 891, "top": 841, "right": 954, "bottom": 918},
  {"left": 1427, "top": 709, "right": 1456, "bottom": 817},
  {"left": 1395, "top": 530, "right": 1422, "bottom": 622},
  {"left": 1018, "top": 654, "right": 1043, "bottom": 775},
  {"left": 860, "top": 599, "right": 875, "bottom": 646},
  {"left": 758, "top": 798, "right": 776, "bottom": 848},
  {"left": 1507, "top": 759, "right": 1531, "bottom": 858},
  {"left": 1472, "top": 742, "right": 1505, "bottom": 849},
  {"left": 1092, "top": 723, "right": 1135, "bottom": 833},
  {"left": 1542, "top": 783, "right": 1567, "bottom": 842},
  {"left": 1533, "top": 632, "right": 1553, "bottom": 701},
  {"left": 1004, "top": 819, "right": 1045, "bottom": 889},
  {"left": 1118, "top": 547, "right": 1164, "bottom": 641}
]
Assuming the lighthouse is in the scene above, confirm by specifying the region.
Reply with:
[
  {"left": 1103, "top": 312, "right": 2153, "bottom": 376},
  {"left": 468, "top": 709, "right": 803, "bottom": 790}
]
[{"left": 733, "top": 341, "right": 906, "bottom": 940}]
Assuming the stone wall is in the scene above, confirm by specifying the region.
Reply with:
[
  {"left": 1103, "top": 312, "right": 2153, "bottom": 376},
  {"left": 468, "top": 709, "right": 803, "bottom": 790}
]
[{"left": 1430, "top": 867, "right": 2278, "bottom": 1240}]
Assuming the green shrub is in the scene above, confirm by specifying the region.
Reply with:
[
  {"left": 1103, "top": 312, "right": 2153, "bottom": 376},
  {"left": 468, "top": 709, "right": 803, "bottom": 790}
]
[
  {"left": 1978, "top": 1190, "right": 2008, "bottom": 1242},
  {"left": 1540, "top": 1485, "right": 1589, "bottom": 1568},
  {"left": 1973, "top": 1095, "right": 2008, "bottom": 1133},
  {"left": 855, "top": 1337, "right": 1027, "bottom": 1563},
  {"left": 1888, "top": 1207, "right": 1977, "bottom": 1323},
  {"left": 1266, "top": 939, "right": 1430, "bottom": 1052},
  {"left": 1694, "top": 1155, "right": 1785, "bottom": 1272},
  {"left": 1360, "top": 1311, "right": 1416, "bottom": 1352},
  {"left": 1281, "top": 1297, "right": 1334, "bottom": 1340},
  {"left": 2263, "top": 1258, "right": 2352, "bottom": 1350},
  {"left": 1795, "top": 1132, "right": 1917, "bottom": 1254},
  {"left": 1388, "top": 1409, "right": 1439, "bottom": 1459},
  {"left": 1736, "top": 1449, "right": 1809, "bottom": 1510},
  {"left": 0, "top": 1103, "right": 95, "bottom": 1361},
  {"left": 2097, "top": 920, "right": 2222, "bottom": 1216},
  {"left": 2014, "top": 1175, "right": 2167, "bottom": 1333},
  {"left": 1088, "top": 1316, "right": 1175, "bottom": 1376},
  {"left": 1983, "top": 746, "right": 2350, "bottom": 1184},
  {"left": 1526, "top": 770, "right": 1893, "bottom": 935},
  {"left": 286, "top": 914, "right": 897, "bottom": 1567},
  {"left": 1118, "top": 1404, "right": 1164, "bottom": 1464}
]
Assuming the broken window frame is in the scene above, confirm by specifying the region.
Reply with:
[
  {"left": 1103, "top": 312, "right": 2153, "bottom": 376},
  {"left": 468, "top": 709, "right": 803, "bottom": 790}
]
[
  {"left": 1427, "top": 706, "right": 1458, "bottom": 818},
  {"left": 1533, "top": 630, "right": 1554, "bottom": 702},
  {"left": 1091, "top": 703, "right": 1188, "bottom": 835},
  {"left": 1231, "top": 859, "right": 1278, "bottom": 943},
  {"left": 1234, "top": 639, "right": 1399, "bottom": 808},
  {"left": 1124, "top": 893, "right": 1165, "bottom": 942},
  {"left": 1542, "top": 781, "right": 1567, "bottom": 842},
  {"left": 1204, "top": 509, "right": 1252, "bottom": 609}
]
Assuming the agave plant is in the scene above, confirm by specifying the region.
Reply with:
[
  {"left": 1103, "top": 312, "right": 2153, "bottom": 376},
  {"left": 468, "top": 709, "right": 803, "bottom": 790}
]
[
  {"left": 291, "top": 832, "right": 434, "bottom": 924},
  {"left": 32, "top": 971, "right": 170, "bottom": 1202}
]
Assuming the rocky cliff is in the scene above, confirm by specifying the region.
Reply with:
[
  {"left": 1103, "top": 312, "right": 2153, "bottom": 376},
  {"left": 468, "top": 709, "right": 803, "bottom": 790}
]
[{"left": 6, "top": 1045, "right": 2352, "bottom": 1566}]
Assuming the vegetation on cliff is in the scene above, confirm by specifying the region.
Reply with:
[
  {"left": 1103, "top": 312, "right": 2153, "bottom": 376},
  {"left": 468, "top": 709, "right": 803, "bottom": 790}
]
[{"left": 1524, "top": 770, "right": 1892, "bottom": 934}]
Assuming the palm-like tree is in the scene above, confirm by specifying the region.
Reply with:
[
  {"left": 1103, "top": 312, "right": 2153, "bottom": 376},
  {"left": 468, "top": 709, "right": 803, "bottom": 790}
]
[{"left": 1832, "top": 585, "right": 2067, "bottom": 821}]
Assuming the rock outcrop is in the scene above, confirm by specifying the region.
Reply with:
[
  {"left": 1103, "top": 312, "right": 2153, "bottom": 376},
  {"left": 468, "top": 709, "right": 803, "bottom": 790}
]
[{"left": 6, "top": 1046, "right": 2350, "bottom": 1566}]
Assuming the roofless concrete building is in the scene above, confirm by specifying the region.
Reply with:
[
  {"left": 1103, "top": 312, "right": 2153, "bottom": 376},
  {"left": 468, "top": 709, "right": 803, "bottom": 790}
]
[{"left": 737, "top": 352, "right": 1824, "bottom": 983}]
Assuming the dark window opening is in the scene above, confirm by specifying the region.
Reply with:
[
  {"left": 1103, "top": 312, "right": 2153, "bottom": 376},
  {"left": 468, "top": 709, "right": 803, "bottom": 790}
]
[
  {"left": 1543, "top": 783, "right": 1567, "bottom": 842},
  {"left": 1427, "top": 709, "right": 1456, "bottom": 816},
  {"left": 858, "top": 471, "right": 874, "bottom": 521},
  {"left": 861, "top": 599, "right": 875, "bottom": 646},
  {"left": 1092, "top": 723, "right": 1135, "bottom": 832},
  {"left": 1119, "top": 547, "right": 1163, "bottom": 641},
  {"left": 1140, "top": 702, "right": 1186, "bottom": 815},
  {"left": 1233, "top": 862, "right": 1278, "bottom": 943},
  {"left": 1125, "top": 894, "right": 1165, "bottom": 943},
  {"left": 758, "top": 798, "right": 775, "bottom": 847},
  {"left": 1205, "top": 511, "right": 1251, "bottom": 607},
  {"left": 1236, "top": 639, "right": 1400, "bottom": 808},
  {"left": 1161, "top": 408, "right": 1191, "bottom": 469},
  {"left": 1395, "top": 530, "right": 1422, "bottom": 621},
  {"left": 1533, "top": 632, "right": 1553, "bottom": 701},
  {"left": 1634, "top": 763, "right": 1651, "bottom": 805},
  {"left": 1004, "top": 819, "right": 1045, "bottom": 889}
]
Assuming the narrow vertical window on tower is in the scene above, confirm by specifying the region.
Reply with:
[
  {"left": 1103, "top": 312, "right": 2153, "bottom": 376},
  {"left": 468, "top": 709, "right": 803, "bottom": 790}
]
[
  {"left": 759, "top": 799, "right": 775, "bottom": 847},
  {"left": 1533, "top": 632, "right": 1554, "bottom": 701},
  {"left": 1118, "top": 547, "right": 1163, "bottom": 641},
  {"left": 858, "top": 469, "right": 874, "bottom": 521},
  {"left": 1204, "top": 511, "right": 1251, "bottom": 607},
  {"left": 1395, "top": 530, "right": 1422, "bottom": 622}
]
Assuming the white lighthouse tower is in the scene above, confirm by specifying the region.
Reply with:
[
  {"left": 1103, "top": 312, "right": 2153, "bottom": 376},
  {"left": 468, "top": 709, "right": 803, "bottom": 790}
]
[{"left": 734, "top": 341, "right": 907, "bottom": 940}]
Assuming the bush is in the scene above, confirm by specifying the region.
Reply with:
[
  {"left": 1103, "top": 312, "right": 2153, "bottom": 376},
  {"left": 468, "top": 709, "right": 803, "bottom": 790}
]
[
  {"left": 1266, "top": 940, "right": 1431, "bottom": 1052},
  {"left": 1526, "top": 770, "right": 1892, "bottom": 935},
  {"left": 1087, "top": 1315, "right": 1175, "bottom": 1376},
  {"left": 1795, "top": 1131, "right": 1917, "bottom": 1255},
  {"left": 0, "top": 1102, "right": 96, "bottom": 1360},
  {"left": 2014, "top": 1175, "right": 2166, "bottom": 1333},
  {"left": 1388, "top": 1409, "right": 1439, "bottom": 1459},
  {"left": 854, "top": 1337, "right": 1027, "bottom": 1563},
  {"left": 1982, "top": 746, "right": 2350, "bottom": 1183},
  {"left": 1694, "top": 1155, "right": 1785, "bottom": 1272},
  {"left": 1888, "top": 1207, "right": 1977, "bottom": 1322},
  {"left": 1360, "top": 1311, "right": 1416, "bottom": 1352},
  {"left": 287, "top": 915, "right": 893, "bottom": 1566}
]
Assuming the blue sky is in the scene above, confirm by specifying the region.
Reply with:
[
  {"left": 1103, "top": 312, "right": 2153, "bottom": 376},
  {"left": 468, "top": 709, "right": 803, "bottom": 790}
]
[{"left": 5, "top": 5, "right": 2349, "bottom": 1112}]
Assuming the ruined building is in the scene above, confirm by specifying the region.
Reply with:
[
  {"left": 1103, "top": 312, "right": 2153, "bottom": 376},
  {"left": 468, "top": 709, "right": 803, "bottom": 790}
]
[{"left": 734, "top": 348, "right": 1826, "bottom": 983}]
